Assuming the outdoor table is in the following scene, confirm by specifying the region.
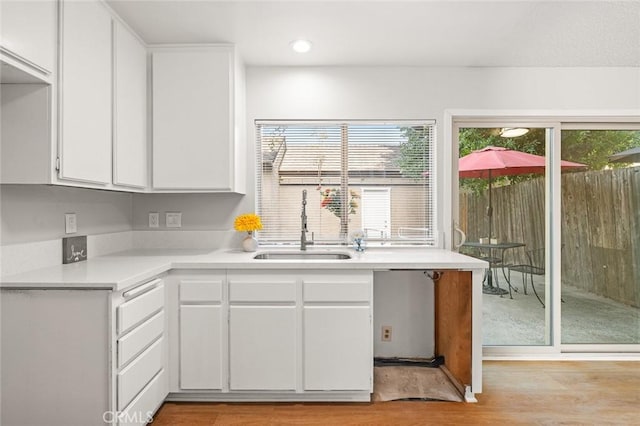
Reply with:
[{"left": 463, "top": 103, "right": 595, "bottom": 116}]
[{"left": 462, "top": 241, "right": 525, "bottom": 296}]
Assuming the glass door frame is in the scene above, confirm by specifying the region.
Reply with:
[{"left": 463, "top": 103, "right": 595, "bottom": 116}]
[{"left": 445, "top": 110, "right": 640, "bottom": 359}]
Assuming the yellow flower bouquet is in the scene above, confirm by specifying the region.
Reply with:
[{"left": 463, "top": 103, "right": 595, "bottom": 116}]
[
  {"left": 234, "top": 213, "right": 262, "bottom": 252},
  {"left": 234, "top": 213, "right": 263, "bottom": 233}
]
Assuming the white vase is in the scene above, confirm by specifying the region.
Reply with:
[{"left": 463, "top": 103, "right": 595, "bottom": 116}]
[{"left": 242, "top": 232, "right": 258, "bottom": 252}]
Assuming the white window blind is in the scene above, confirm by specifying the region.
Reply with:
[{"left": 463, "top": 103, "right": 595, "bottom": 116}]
[{"left": 256, "top": 120, "right": 436, "bottom": 246}]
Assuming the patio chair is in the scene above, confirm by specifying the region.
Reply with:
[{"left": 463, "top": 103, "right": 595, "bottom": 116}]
[
  {"left": 508, "top": 248, "right": 545, "bottom": 307},
  {"left": 460, "top": 245, "right": 511, "bottom": 297}
]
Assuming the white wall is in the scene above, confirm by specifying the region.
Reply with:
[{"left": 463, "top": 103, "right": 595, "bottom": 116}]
[
  {"left": 374, "top": 271, "right": 434, "bottom": 358},
  {"left": 131, "top": 192, "right": 246, "bottom": 249},
  {"left": 4, "top": 67, "right": 639, "bottom": 247},
  {"left": 245, "top": 66, "right": 640, "bottom": 245},
  {"left": 124, "top": 66, "right": 640, "bottom": 246},
  {"left": 132, "top": 192, "right": 244, "bottom": 231},
  {"left": 0, "top": 184, "right": 133, "bottom": 245}
]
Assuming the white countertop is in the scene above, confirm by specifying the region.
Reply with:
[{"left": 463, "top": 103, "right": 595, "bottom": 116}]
[{"left": 0, "top": 247, "right": 487, "bottom": 291}]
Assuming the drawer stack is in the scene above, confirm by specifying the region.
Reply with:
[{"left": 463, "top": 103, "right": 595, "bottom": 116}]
[{"left": 116, "top": 279, "right": 166, "bottom": 425}]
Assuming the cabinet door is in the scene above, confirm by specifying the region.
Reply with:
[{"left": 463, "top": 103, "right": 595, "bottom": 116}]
[
  {"left": 180, "top": 305, "right": 223, "bottom": 389},
  {"left": 59, "top": 0, "right": 111, "bottom": 184},
  {"left": 113, "top": 20, "right": 147, "bottom": 188},
  {"left": 152, "top": 48, "right": 232, "bottom": 190},
  {"left": 304, "top": 306, "right": 371, "bottom": 391},
  {"left": 229, "top": 306, "right": 296, "bottom": 390},
  {"left": 0, "top": 0, "right": 56, "bottom": 75}
]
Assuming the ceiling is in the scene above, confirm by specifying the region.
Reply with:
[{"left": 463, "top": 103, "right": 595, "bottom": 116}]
[{"left": 107, "top": 0, "right": 640, "bottom": 67}]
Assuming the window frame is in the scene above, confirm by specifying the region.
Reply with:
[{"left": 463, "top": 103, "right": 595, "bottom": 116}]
[
  {"left": 255, "top": 119, "right": 438, "bottom": 247},
  {"left": 447, "top": 109, "right": 640, "bottom": 359}
]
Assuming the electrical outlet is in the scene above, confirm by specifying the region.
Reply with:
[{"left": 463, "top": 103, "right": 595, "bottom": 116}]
[
  {"left": 166, "top": 212, "right": 182, "bottom": 228},
  {"left": 149, "top": 212, "right": 159, "bottom": 228},
  {"left": 381, "top": 326, "right": 392, "bottom": 342},
  {"left": 65, "top": 213, "right": 77, "bottom": 234}
]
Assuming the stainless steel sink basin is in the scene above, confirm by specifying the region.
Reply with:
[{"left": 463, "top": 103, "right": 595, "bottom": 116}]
[{"left": 253, "top": 251, "right": 351, "bottom": 260}]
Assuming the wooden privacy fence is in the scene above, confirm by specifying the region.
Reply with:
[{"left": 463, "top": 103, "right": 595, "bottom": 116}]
[{"left": 459, "top": 166, "right": 640, "bottom": 308}]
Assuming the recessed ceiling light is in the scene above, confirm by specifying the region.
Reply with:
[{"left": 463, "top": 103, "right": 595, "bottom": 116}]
[
  {"left": 290, "top": 39, "right": 312, "bottom": 53},
  {"left": 499, "top": 127, "right": 530, "bottom": 138}
]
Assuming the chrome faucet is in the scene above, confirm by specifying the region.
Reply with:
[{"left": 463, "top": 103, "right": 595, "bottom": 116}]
[{"left": 301, "top": 189, "right": 314, "bottom": 251}]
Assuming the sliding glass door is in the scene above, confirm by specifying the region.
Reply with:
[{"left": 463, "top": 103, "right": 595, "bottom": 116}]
[
  {"left": 560, "top": 127, "right": 640, "bottom": 346},
  {"left": 453, "top": 116, "right": 640, "bottom": 355},
  {"left": 456, "top": 125, "right": 552, "bottom": 346}
]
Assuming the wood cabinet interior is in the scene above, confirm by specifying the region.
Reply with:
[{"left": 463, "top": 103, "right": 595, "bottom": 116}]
[{"left": 434, "top": 270, "right": 472, "bottom": 391}]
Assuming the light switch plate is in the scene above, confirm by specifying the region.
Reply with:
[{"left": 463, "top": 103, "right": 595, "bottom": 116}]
[
  {"left": 149, "top": 212, "right": 159, "bottom": 228},
  {"left": 166, "top": 212, "right": 182, "bottom": 228},
  {"left": 65, "top": 213, "right": 77, "bottom": 234}
]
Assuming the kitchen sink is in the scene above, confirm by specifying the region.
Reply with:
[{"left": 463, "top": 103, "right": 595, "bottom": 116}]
[{"left": 253, "top": 251, "right": 352, "bottom": 260}]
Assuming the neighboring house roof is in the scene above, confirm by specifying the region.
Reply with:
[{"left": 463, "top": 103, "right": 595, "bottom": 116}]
[{"left": 267, "top": 143, "right": 401, "bottom": 176}]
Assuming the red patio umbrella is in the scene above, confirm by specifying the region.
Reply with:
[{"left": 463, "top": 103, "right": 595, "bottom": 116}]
[{"left": 459, "top": 146, "right": 586, "bottom": 241}]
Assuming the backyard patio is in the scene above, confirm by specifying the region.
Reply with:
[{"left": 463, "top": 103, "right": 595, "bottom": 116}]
[
  {"left": 482, "top": 272, "right": 640, "bottom": 346},
  {"left": 458, "top": 139, "right": 640, "bottom": 347}
]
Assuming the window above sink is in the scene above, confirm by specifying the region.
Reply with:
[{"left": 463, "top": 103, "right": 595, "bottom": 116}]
[{"left": 256, "top": 120, "right": 438, "bottom": 248}]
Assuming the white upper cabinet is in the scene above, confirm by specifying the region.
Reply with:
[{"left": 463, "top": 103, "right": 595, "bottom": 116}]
[
  {"left": 0, "top": 0, "right": 57, "bottom": 80},
  {"left": 113, "top": 20, "right": 147, "bottom": 189},
  {"left": 58, "top": 0, "right": 112, "bottom": 185},
  {"left": 151, "top": 46, "right": 246, "bottom": 193}
]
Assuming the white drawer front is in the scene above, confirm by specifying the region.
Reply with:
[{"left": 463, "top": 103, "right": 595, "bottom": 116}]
[
  {"left": 229, "top": 280, "right": 296, "bottom": 303},
  {"left": 118, "top": 337, "right": 163, "bottom": 410},
  {"left": 119, "top": 369, "right": 166, "bottom": 426},
  {"left": 118, "top": 284, "right": 164, "bottom": 335},
  {"left": 303, "top": 281, "right": 371, "bottom": 303},
  {"left": 180, "top": 280, "right": 222, "bottom": 303},
  {"left": 118, "top": 310, "right": 164, "bottom": 368}
]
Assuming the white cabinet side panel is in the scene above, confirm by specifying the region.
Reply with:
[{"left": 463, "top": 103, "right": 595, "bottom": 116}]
[
  {"left": 1, "top": 84, "right": 51, "bottom": 183},
  {"left": 1, "top": 289, "right": 110, "bottom": 426}
]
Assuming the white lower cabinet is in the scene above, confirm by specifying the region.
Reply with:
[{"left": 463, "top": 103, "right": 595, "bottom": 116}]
[
  {"left": 118, "top": 337, "right": 164, "bottom": 410},
  {"left": 178, "top": 277, "right": 224, "bottom": 390},
  {"left": 0, "top": 276, "right": 167, "bottom": 426},
  {"left": 229, "top": 305, "right": 297, "bottom": 390},
  {"left": 114, "top": 278, "right": 168, "bottom": 425},
  {"left": 180, "top": 305, "right": 223, "bottom": 389},
  {"left": 119, "top": 370, "right": 166, "bottom": 426},
  {"left": 302, "top": 277, "right": 373, "bottom": 391},
  {"left": 303, "top": 306, "right": 372, "bottom": 391},
  {"left": 170, "top": 270, "right": 372, "bottom": 401},
  {"left": 228, "top": 274, "right": 298, "bottom": 391}
]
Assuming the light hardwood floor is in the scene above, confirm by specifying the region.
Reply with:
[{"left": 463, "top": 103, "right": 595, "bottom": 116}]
[{"left": 151, "top": 361, "right": 640, "bottom": 425}]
